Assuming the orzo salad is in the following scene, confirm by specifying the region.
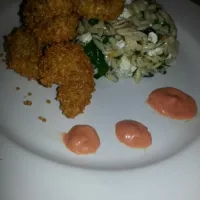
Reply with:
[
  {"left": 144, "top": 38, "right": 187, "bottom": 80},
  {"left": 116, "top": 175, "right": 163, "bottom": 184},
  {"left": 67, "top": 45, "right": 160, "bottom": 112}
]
[{"left": 77, "top": 0, "right": 179, "bottom": 83}]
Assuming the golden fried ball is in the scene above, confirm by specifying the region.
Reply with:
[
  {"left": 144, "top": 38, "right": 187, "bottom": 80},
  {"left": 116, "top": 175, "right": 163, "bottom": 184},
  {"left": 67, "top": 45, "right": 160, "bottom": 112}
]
[
  {"left": 23, "top": 0, "right": 74, "bottom": 29},
  {"left": 32, "top": 14, "right": 79, "bottom": 44},
  {"left": 76, "top": 0, "right": 125, "bottom": 21},
  {"left": 5, "top": 28, "right": 41, "bottom": 80},
  {"left": 39, "top": 43, "right": 95, "bottom": 88}
]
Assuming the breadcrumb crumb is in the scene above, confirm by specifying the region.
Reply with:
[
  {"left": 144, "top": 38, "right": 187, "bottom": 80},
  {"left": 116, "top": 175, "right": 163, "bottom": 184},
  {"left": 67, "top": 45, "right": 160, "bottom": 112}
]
[
  {"left": 28, "top": 92, "right": 32, "bottom": 96},
  {"left": 46, "top": 99, "right": 51, "bottom": 104},
  {"left": 38, "top": 116, "right": 47, "bottom": 123},
  {"left": 38, "top": 116, "right": 43, "bottom": 120},
  {"left": 42, "top": 118, "right": 47, "bottom": 122},
  {"left": 16, "top": 87, "right": 20, "bottom": 90},
  {"left": 28, "top": 77, "right": 33, "bottom": 81},
  {"left": 23, "top": 100, "right": 32, "bottom": 106}
]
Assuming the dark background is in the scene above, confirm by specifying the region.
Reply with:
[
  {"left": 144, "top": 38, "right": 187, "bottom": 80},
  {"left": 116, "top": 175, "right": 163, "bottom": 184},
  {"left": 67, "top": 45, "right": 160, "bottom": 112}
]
[{"left": 190, "top": 0, "right": 200, "bottom": 6}]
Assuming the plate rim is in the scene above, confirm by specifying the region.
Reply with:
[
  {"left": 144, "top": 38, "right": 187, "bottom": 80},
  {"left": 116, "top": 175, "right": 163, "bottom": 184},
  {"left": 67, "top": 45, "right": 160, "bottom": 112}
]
[{"left": 0, "top": 0, "right": 200, "bottom": 174}]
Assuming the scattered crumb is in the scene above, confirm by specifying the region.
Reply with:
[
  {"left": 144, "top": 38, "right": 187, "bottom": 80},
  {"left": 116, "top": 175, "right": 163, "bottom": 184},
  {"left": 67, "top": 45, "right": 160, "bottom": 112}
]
[
  {"left": 42, "top": 118, "right": 47, "bottom": 123},
  {"left": 27, "top": 77, "right": 32, "bottom": 81},
  {"left": 38, "top": 116, "right": 47, "bottom": 123},
  {"left": 38, "top": 116, "right": 43, "bottom": 120},
  {"left": 23, "top": 100, "right": 32, "bottom": 106},
  {"left": 46, "top": 99, "right": 51, "bottom": 104},
  {"left": 16, "top": 87, "right": 20, "bottom": 91}
]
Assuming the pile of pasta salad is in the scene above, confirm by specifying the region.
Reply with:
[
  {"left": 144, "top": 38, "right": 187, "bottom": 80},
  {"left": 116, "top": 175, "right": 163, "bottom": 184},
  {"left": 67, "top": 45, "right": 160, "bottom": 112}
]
[{"left": 77, "top": 0, "right": 179, "bottom": 83}]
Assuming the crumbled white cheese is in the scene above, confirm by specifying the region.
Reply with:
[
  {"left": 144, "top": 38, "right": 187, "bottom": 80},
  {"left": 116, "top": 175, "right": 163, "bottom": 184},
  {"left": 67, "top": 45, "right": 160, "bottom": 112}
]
[
  {"left": 106, "top": 71, "right": 119, "bottom": 82},
  {"left": 116, "top": 55, "right": 137, "bottom": 77},
  {"left": 104, "top": 55, "right": 112, "bottom": 66},
  {"left": 94, "top": 68, "right": 98, "bottom": 75},
  {"left": 166, "top": 54, "right": 172, "bottom": 60},
  {"left": 148, "top": 47, "right": 163, "bottom": 56},
  {"left": 116, "top": 40, "right": 126, "bottom": 49},
  {"left": 78, "top": 32, "right": 92, "bottom": 44},
  {"left": 148, "top": 32, "right": 158, "bottom": 44},
  {"left": 119, "top": 8, "right": 132, "bottom": 19}
]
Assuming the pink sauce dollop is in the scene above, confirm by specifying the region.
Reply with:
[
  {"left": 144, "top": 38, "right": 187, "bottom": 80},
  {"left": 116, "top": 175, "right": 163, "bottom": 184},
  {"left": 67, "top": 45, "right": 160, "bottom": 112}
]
[
  {"left": 116, "top": 120, "right": 152, "bottom": 149},
  {"left": 63, "top": 125, "right": 100, "bottom": 155},
  {"left": 147, "top": 87, "right": 197, "bottom": 120}
]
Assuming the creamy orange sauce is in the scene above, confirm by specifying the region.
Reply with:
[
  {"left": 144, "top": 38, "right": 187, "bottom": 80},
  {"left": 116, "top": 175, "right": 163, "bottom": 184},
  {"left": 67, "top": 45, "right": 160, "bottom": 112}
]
[
  {"left": 116, "top": 120, "right": 152, "bottom": 149},
  {"left": 147, "top": 87, "right": 197, "bottom": 120},
  {"left": 62, "top": 125, "right": 100, "bottom": 155}
]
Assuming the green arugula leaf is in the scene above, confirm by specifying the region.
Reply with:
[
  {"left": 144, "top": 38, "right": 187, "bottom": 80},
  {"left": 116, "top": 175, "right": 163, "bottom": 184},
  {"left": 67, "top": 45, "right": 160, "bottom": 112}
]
[
  {"left": 88, "top": 19, "right": 99, "bottom": 25},
  {"left": 84, "top": 40, "right": 109, "bottom": 79},
  {"left": 102, "top": 36, "right": 110, "bottom": 44}
]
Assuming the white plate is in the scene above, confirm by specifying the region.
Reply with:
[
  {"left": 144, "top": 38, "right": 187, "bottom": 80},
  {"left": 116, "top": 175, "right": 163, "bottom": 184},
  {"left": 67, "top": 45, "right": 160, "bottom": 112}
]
[{"left": 0, "top": 0, "right": 200, "bottom": 172}]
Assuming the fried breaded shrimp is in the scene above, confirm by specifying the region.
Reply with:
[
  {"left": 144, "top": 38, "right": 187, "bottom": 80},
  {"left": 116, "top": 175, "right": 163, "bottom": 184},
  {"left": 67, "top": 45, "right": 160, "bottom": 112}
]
[
  {"left": 5, "top": 28, "right": 41, "bottom": 79},
  {"left": 56, "top": 82, "right": 94, "bottom": 118},
  {"left": 39, "top": 42, "right": 95, "bottom": 118},
  {"left": 76, "top": 0, "right": 125, "bottom": 21},
  {"left": 23, "top": 0, "right": 74, "bottom": 29},
  {"left": 32, "top": 14, "right": 79, "bottom": 44},
  {"left": 39, "top": 43, "right": 95, "bottom": 88}
]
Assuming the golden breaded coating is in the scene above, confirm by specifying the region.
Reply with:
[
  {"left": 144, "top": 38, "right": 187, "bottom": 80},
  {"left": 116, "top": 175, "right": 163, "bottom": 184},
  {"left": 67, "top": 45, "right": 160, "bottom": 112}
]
[
  {"left": 23, "top": 0, "right": 74, "bottom": 29},
  {"left": 5, "top": 28, "right": 41, "bottom": 79},
  {"left": 76, "top": 0, "right": 125, "bottom": 21},
  {"left": 39, "top": 43, "right": 95, "bottom": 88},
  {"left": 32, "top": 14, "right": 79, "bottom": 44},
  {"left": 40, "top": 42, "right": 95, "bottom": 118},
  {"left": 56, "top": 82, "right": 94, "bottom": 118}
]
